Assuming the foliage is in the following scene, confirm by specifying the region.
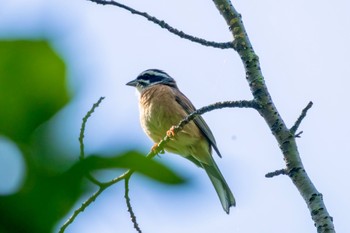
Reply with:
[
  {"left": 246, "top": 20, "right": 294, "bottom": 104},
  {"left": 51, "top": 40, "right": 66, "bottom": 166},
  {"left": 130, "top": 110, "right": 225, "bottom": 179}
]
[{"left": 0, "top": 40, "right": 184, "bottom": 233}]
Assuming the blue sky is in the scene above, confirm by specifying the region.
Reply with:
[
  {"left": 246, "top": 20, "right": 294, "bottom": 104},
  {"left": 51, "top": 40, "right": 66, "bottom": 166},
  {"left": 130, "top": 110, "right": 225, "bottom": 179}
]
[{"left": 0, "top": 0, "right": 349, "bottom": 232}]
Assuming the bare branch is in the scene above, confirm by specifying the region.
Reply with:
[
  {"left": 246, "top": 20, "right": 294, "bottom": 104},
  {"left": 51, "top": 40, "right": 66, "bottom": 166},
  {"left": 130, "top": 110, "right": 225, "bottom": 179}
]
[
  {"left": 294, "top": 131, "right": 303, "bottom": 138},
  {"left": 175, "top": 100, "right": 259, "bottom": 133},
  {"left": 87, "top": 0, "right": 234, "bottom": 49},
  {"left": 79, "top": 96, "right": 105, "bottom": 160},
  {"left": 125, "top": 177, "right": 142, "bottom": 233},
  {"left": 79, "top": 96, "right": 106, "bottom": 186},
  {"left": 265, "top": 169, "right": 287, "bottom": 178},
  {"left": 212, "top": 1, "right": 335, "bottom": 232},
  {"left": 59, "top": 188, "right": 105, "bottom": 233},
  {"left": 290, "top": 101, "right": 313, "bottom": 134}
]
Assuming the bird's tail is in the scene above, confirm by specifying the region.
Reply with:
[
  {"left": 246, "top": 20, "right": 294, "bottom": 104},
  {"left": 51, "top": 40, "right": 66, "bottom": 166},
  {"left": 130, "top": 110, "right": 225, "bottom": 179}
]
[{"left": 202, "top": 161, "right": 235, "bottom": 214}]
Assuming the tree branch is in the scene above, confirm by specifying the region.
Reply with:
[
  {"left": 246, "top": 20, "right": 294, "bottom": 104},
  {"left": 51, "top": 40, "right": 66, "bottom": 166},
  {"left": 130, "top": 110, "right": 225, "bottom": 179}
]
[
  {"left": 265, "top": 169, "right": 287, "bottom": 178},
  {"left": 212, "top": 1, "right": 335, "bottom": 232},
  {"left": 79, "top": 96, "right": 106, "bottom": 186},
  {"left": 59, "top": 187, "right": 105, "bottom": 233},
  {"left": 87, "top": 0, "right": 234, "bottom": 49},
  {"left": 79, "top": 96, "right": 105, "bottom": 161},
  {"left": 125, "top": 177, "right": 142, "bottom": 233},
  {"left": 174, "top": 100, "right": 259, "bottom": 133},
  {"left": 290, "top": 101, "right": 313, "bottom": 135}
]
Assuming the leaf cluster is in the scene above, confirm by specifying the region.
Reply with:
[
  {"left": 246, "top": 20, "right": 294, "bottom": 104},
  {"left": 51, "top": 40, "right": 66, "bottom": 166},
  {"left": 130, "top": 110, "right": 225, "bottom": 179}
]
[{"left": 0, "top": 40, "right": 184, "bottom": 233}]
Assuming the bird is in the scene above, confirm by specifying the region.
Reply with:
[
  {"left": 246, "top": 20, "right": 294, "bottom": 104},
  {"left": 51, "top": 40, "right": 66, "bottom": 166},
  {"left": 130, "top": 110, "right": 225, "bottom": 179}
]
[{"left": 126, "top": 69, "right": 235, "bottom": 214}]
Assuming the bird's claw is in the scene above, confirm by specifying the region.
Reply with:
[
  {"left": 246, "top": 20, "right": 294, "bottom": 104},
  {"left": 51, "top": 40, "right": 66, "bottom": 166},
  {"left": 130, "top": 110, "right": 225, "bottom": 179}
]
[
  {"left": 166, "top": 126, "right": 176, "bottom": 138},
  {"left": 151, "top": 143, "right": 158, "bottom": 152}
]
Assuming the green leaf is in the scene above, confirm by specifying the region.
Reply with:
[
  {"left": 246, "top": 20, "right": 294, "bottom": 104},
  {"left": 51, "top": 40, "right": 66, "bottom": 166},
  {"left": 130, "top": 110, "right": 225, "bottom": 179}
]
[
  {"left": 0, "top": 153, "right": 85, "bottom": 233},
  {"left": 0, "top": 40, "right": 69, "bottom": 142},
  {"left": 0, "top": 39, "right": 72, "bottom": 233},
  {"left": 0, "top": 150, "right": 185, "bottom": 233},
  {"left": 80, "top": 151, "right": 186, "bottom": 184}
]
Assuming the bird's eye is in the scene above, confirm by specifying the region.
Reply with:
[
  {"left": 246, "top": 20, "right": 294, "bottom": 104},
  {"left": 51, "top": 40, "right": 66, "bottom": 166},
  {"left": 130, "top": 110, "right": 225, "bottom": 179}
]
[
  {"left": 137, "top": 79, "right": 149, "bottom": 86},
  {"left": 138, "top": 73, "right": 163, "bottom": 83}
]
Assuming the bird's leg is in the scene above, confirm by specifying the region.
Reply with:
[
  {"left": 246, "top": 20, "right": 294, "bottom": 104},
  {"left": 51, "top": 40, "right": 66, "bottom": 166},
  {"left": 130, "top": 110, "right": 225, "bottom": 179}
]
[
  {"left": 151, "top": 143, "right": 158, "bottom": 152},
  {"left": 151, "top": 143, "right": 165, "bottom": 154},
  {"left": 166, "top": 126, "right": 176, "bottom": 138}
]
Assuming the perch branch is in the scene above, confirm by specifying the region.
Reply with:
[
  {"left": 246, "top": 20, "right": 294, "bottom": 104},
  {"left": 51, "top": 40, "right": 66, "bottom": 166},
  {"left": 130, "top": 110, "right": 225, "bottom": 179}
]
[
  {"left": 87, "top": 0, "right": 234, "bottom": 49},
  {"left": 174, "top": 100, "right": 259, "bottom": 133}
]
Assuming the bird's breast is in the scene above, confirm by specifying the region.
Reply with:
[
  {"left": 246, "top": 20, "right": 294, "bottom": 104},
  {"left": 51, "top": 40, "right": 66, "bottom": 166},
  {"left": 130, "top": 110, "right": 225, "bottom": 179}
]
[{"left": 139, "top": 85, "right": 183, "bottom": 142}]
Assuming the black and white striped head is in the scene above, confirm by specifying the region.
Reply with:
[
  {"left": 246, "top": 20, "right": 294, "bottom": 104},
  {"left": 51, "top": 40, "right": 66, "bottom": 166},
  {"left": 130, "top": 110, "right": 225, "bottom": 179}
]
[{"left": 126, "top": 69, "right": 177, "bottom": 92}]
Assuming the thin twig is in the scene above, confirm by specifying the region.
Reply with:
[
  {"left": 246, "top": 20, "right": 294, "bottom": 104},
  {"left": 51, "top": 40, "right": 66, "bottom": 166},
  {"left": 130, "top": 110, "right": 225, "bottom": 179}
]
[
  {"left": 125, "top": 177, "right": 142, "bottom": 233},
  {"left": 87, "top": 0, "right": 234, "bottom": 49},
  {"left": 290, "top": 101, "right": 313, "bottom": 134},
  {"left": 79, "top": 96, "right": 106, "bottom": 186},
  {"left": 265, "top": 169, "right": 287, "bottom": 178},
  {"left": 59, "top": 188, "right": 105, "bottom": 233},
  {"left": 295, "top": 131, "right": 303, "bottom": 138},
  {"left": 79, "top": 96, "right": 105, "bottom": 160}
]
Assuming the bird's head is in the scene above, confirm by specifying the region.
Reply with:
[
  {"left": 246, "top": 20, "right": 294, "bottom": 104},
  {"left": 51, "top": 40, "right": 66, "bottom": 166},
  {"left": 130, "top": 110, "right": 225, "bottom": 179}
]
[{"left": 126, "top": 69, "right": 177, "bottom": 92}]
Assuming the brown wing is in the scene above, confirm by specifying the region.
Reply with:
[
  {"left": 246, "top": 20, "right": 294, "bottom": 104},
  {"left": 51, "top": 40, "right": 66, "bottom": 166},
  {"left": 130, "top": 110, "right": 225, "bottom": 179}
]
[{"left": 174, "top": 90, "right": 222, "bottom": 158}]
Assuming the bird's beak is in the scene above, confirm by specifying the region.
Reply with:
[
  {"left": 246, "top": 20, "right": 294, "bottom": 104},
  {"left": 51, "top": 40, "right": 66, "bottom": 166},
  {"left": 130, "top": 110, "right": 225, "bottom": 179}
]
[{"left": 126, "top": 79, "right": 138, "bottom": 87}]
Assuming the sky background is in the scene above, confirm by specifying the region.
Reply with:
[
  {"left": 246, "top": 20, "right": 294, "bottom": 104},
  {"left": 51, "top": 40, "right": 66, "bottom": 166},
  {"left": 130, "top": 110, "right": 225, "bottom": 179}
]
[{"left": 0, "top": 0, "right": 349, "bottom": 232}]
